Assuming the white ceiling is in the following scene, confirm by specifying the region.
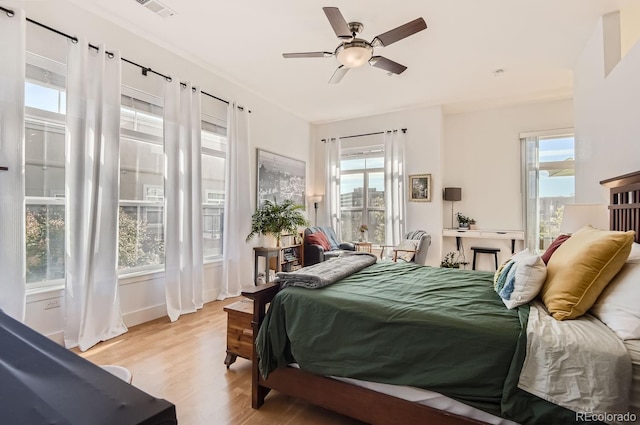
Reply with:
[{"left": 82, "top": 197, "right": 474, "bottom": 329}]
[{"left": 68, "top": 0, "right": 636, "bottom": 123}]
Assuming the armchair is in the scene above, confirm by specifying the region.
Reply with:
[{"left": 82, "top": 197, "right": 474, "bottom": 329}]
[
  {"left": 303, "top": 226, "right": 355, "bottom": 266},
  {"left": 380, "top": 230, "right": 431, "bottom": 265}
]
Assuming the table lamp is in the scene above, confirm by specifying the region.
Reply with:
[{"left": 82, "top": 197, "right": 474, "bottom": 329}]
[
  {"left": 559, "top": 204, "right": 608, "bottom": 234},
  {"left": 443, "top": 187, "right": 462, "bottom": 229}
]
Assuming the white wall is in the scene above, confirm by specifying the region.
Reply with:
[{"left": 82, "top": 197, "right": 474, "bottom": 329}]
[
  {"left": 7, "top": 0, "right": 311, "bottom": 342},
  {"left": 442, "top": 100, "right": 573, "bottom": 268},
  {"left": 574, "top": 14, "right": 640, "bottom": 203},
  {"left": 313, "top": 100, "right": 575, "bottom": 269},
  {"left": 313, "top": 106, "right": 444, "bottom": 266}
]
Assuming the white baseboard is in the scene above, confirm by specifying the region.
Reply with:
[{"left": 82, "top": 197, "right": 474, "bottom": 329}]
[
  {"left": 46, "top": 331, "right": 65, "bottom": 346},
  {"left": 204, "top": 288, "right": 221, "bottom": 304},
  {"left": 122, "top": 304, "right": 167, "bottom": 327}
]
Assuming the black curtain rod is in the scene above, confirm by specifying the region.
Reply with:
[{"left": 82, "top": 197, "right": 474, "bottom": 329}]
[
  {"left": 321, "top": 128, "right": 407, "bottom": 143},
  {"left": 0, "top": 5, "right": 251, "bottom": 112}
]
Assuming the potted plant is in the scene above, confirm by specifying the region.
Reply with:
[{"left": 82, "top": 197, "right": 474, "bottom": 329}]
[
  {"left": 246, "top": 198, "right": 309, "bottom": 247},
  {"left": 440, "top": 252, "right": 460, "bottom": 268},
  {"left": 469, "top": 219, "right": 477, "bottom": 230},
  {"left": 456, "top": 212, "right": 471, "bottom": 229}
]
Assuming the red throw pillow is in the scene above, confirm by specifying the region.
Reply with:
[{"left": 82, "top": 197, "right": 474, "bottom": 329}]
[
  {"left": 541, "top": 234, "right": 571, "bottom": 264},
  {"left": 306, "top": 232, "right": 331, "bottom": 251}
]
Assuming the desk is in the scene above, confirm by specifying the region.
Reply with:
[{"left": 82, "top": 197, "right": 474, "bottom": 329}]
[{"left": 442, "top": 229, "right": 524, "bottom": 254}]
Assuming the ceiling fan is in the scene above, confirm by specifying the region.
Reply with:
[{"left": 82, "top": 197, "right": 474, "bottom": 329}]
[{"left": 283, "top": 7, "right": 427, "bottom": 84}]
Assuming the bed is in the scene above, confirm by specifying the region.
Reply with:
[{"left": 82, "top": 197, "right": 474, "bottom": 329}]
[{"left": 242, "top": 170, "right": 640, "bottom": 425}]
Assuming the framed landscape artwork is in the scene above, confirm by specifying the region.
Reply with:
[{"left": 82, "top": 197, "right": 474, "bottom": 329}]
[
  {"left": 409, "top": 174, "right": 432, "bottom": 202},
  {"left": 257, "top": 149, "right": 306, "bottom": 206}
]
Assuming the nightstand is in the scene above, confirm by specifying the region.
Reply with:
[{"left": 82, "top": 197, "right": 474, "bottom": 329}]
[{"left": 224, "top": 299, "right": 254, "bottom": 368}]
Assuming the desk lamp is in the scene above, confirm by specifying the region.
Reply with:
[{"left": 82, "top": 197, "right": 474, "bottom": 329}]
[{"left": 444, "top": 187, "right": 462, "bottom": 229}]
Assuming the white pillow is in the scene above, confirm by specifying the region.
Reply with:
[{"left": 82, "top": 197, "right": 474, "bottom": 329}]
[
  {"left": 591, "top": 246, "right": 640, "bottom": 340},
  {"left": 628, "top": 242, "right": 640, "bottom": 262},
  {"left": 395, "top": 239, "right": 419, "bottom": 262},
  {"left": 494, "top": 249, "right": 547, "bottom": 309}
]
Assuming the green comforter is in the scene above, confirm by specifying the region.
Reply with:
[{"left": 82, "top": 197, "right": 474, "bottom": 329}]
[{"left": 256, "top": 262, "right": 600, "bottom": 425}]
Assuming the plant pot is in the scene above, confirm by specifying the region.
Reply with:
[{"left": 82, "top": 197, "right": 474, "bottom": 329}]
[
  {"left": 458, "top": 224, "right": 469, "bottom": 230},
  {"left": 262, "top": 234, "right": 278, "bottom": 247},
  {"left": 469, "top": 224, "right": 477, "bottom": 230}
]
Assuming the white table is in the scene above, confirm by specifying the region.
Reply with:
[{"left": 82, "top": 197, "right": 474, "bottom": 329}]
[{"left": 442, "top": 229, "right": 525, "bottom": 254}]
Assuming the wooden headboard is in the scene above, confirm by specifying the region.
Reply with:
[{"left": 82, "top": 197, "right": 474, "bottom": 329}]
[{"left": 600, "top": 170, "right": 640, "bottom": 243}]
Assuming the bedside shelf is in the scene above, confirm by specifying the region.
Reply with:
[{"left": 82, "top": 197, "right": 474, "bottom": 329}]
[{"left": 253, "top": 232, "right": 304, "bottom": 284}]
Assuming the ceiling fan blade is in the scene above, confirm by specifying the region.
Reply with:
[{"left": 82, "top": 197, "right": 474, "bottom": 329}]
[
  {"left": 283, "top": 52, "right": 333, "bottom": 58},
  {"left": 329, "top": 65, "right": 349, "bottom": 84},
  {"left": 369, "top": 56, "right": 407, "bottom": 74},
  {"left": 323, "top": 7, "right": 352, "bottom": 39},
  {"left": 372, "top": 17, "right": 427, "bottom": 47}
]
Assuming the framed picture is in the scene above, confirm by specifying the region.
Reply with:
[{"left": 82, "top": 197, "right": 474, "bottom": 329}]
[
  {"left": 257, "top": 149, "right": 306, "bottom": 207},
  {"left": 409, "top": 174, "right": 432, "bottom": 202}
]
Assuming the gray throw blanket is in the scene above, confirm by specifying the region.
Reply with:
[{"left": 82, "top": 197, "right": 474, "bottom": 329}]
[{"left": 276, "top": 252, "right": 377, "bottom": 289}]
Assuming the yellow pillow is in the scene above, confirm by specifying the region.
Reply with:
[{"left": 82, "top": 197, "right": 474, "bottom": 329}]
[{"left": 540, "top": 225, "right": 635, "bottom": 320}]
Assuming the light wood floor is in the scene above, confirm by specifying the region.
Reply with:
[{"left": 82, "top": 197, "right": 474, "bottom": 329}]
[{"left": 77, "top": 297, "right": 365, "bottom": 425}]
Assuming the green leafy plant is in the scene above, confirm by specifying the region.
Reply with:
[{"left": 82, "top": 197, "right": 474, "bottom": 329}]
[
  {"left": 118, "top": 210, "right": 164, "bottom": 269},
  {"left": 456, "top": 212, "right": 471, "bottom": 225},
  {"left": 440, "top": 251, "right": 468, "bottom": 269},
  {"left": 246, "top": 198, "right": 309, "bottom": 246}
]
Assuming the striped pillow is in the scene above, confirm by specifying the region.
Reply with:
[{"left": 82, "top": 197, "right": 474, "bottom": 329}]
[{"left": 494, "top": 249, "right": 547, "bottom": 309}]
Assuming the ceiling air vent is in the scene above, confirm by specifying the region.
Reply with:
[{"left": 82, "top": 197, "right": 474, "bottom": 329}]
[{"left": 135, "top": 0, "right": 176, "bottom": 19}]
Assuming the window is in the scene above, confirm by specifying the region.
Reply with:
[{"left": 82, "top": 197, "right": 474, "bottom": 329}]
[
  {"left": 24, "top": 55, "right": 67, "bottom": 287},
  {"left": 23, "top": 54, "right": 227, "bottom": 282},
  {"left": 522, "top": 131, "right": 575, "bottom": 251},
  {"left": 339, "top": 147, "right": 385, "bottom": 244},
  {"left": 201, "top": 119, "right": 227, "bottom": 259},
  {"left": 118, "top": 90, "right": 165, "bottom": 272}
]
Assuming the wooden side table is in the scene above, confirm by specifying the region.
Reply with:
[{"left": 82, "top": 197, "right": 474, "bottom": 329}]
[
  {"left": 354, "top": 241, "right": 373, "bottom": 253},
  {"left": 223, "top": 299, "right": 254, "bottom": 368},
  {"left": 253, "top": 247, "right": 281, "bottom": 284}
]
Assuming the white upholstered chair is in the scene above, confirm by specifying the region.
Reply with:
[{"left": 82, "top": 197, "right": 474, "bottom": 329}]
[{"left": 380, "top": 230, "right": 431, "bottom": 265}]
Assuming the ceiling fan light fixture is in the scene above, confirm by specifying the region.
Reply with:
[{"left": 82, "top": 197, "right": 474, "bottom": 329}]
[{"left": 335, "top": 40, "right": 373, "bottom": 68}]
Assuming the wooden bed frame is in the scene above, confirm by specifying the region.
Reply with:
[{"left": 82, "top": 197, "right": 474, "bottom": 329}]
[{"left": 241, "top": 170, "right": 640, "bottom": 425}]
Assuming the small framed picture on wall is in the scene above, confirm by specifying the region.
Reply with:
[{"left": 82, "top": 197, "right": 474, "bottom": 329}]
[{"left": 409, "top": 174, "right": 432, "bottom": 202}]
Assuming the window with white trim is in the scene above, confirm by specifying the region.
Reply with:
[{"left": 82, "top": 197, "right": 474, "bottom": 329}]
[
  {"left": 118, "top": 89, "right": 165, "bottom": 272},
  {"left": 24, "top": 55, "right": 67, "bottom": 287},
  {"left": 339, "top": 145, "right": 385, "bottom": 245},
  {"left": 521, "top": 131, "right": 575, "bottom": 251},
  {"left": 201, "top": 119, "right": 226, "bottom": 259}
]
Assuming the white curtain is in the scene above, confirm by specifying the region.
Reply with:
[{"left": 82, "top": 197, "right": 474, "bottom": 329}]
[
  {"left": 384, "top": 130, "right": 406, "bottom": 245},
  {"left": 65, "top": 39, "right": 127, "bottom": 350},
  {"left": 164, "top": 80, "right": 204, "bottom": 321},
  {"left": 0, "top": 9, "right": 26, "bottom": 321},
  {"left": 219, "top": 103, "right": 253, "bottom": 298},
  {"left": 324, "top": 137, "right": 341, "bottom": 232}
]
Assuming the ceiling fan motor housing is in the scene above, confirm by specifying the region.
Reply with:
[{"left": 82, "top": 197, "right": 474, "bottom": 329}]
[{"left": 335, "top": 39, "right": 373, "bottom": 68}]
